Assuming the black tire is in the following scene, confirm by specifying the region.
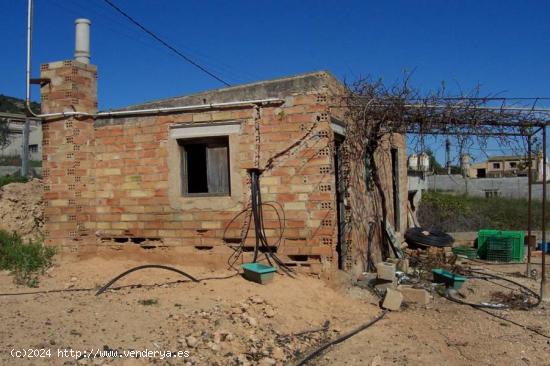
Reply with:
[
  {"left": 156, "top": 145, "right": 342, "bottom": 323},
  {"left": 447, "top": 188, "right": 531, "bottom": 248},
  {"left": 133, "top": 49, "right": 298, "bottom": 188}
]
[{"left": 405, "top": 227, "right": 454, "bottom": 248}]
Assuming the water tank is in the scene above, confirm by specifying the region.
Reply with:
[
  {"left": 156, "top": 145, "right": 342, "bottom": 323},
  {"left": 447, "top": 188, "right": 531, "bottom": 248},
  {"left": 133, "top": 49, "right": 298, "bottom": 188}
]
[
  {"left": 408, "top": 154, "right": 418, "bottom": 170},
  {"left": 419, "top": 152, "right": 430, "bottom": 172}
]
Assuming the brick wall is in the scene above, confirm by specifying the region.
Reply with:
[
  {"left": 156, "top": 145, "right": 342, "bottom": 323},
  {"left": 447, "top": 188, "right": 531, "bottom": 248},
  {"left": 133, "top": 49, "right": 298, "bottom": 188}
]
[
  {"left": 92, "top": 96, "right": 337, "bottom": 273},
  {"left": 40, "top": 60, "right": 97, "bottom": 246}
]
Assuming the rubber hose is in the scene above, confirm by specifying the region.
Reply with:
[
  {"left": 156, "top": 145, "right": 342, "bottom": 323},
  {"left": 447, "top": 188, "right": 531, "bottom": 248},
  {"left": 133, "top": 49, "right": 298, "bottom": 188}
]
[
  {"left": 95, "top": 264, "right": 200, "bottom": 296},
  {"left": 296, "top": 310, "right": 388, "bottom": 365},
  {"left": 405, "top": 227, "right": 454, "bottom": 247}
]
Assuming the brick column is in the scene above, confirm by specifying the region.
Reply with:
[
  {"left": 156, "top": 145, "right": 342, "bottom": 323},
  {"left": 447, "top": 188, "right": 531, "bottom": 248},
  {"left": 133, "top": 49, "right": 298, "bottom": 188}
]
[{"left": 40, "top": 60, "right": 97, "bottom": 246}]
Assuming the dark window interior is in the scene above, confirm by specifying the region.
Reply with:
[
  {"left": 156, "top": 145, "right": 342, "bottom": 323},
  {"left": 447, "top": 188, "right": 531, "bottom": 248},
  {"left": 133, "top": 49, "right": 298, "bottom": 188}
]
[
  {"left": 180, "top": 137, "right": 230, "bottom": 196},
  {"left": 185, "top": 144, "right": 208, "bottom": 193}
]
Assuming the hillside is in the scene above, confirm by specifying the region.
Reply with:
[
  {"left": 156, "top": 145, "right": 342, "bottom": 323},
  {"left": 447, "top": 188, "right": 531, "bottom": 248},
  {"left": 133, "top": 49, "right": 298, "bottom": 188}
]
[{"left": 0, "top": 95, "right": 40, "bottom": 114}]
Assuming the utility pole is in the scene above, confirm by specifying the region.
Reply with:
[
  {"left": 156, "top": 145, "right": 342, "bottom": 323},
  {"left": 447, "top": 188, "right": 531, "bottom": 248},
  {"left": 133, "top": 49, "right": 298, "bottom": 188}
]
[
  {"left": 21, "top": 117, "right": 30, "bottom": 178},
  {"left": 445, "top": 138, "right": 451, "bottom": 174}
]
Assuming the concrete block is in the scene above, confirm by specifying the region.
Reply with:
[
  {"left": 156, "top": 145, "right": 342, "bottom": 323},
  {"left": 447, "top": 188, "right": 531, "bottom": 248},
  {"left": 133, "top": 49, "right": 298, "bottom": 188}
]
[
  {"left": 376, "top": 262, "right": 396, "bottom": 281},
  {"left": 382, "top": 288, "right": 402, "bottom": 311},
  {"left": 373, "top": 278, "right": 395, "bottom": 291},
  {"left": 396, "top": 258, "right": 409, "bottom": 273},
  {"left": 397, "top": 285, "right": 432, "bottom": 305}
]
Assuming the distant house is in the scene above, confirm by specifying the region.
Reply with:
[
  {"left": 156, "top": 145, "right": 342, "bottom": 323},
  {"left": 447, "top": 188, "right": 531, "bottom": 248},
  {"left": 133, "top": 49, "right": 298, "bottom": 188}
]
[
  {"left": 468, "top": 155, "right": 535, "bottom": 178},
  {"left": 0, "top": 112, "right": 42, "bottom": 161}
]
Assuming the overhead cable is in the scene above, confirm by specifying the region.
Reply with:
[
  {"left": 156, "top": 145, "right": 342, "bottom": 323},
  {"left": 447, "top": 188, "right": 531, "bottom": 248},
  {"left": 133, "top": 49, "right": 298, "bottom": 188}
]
[{"left": 102, "top": 0, "right": 231, "bottom": 86}]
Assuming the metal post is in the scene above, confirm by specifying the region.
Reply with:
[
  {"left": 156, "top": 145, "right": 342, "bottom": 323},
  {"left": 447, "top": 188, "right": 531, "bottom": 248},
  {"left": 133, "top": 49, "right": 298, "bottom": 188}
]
[
  {"left": 445, "top": 138, "right": 451, "bottom": 174},
  {"left": 21, "top": 117, "right": 30, "bottom": 178},
  {"left": 526, "top": 135, "right": 532, "bottom": 277},
  {"left": 542, "top": 126, "right": 548, "bottom": 301}
]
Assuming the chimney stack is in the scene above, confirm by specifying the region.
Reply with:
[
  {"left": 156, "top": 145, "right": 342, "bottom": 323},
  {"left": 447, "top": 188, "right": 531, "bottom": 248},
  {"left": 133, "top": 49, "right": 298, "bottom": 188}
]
[{"left": 74, "top": 18, "right": 91, "bottom": 64}]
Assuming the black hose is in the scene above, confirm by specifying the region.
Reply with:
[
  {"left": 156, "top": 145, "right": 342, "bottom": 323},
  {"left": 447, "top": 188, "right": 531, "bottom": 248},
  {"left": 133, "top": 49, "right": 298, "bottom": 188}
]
[
  {"left": 248, "top": 169, "right": 295, "bottom": 276},
  {"left": 444, "top": 291, "right": 508, "bottom": 309},
  {"left": 95, "top": 264, "right": 200, "bottom": 296},
  {"left": 476, "top": 259, "right": 550, "bottom": 265},
  {"left": 223, "top": 201, "right": 285, "bottom": 272},
  {"left": 462, "top": 269, "right": 541, "bottom": 307},
  {"left": 444, "top": 287, "right": 549, "bottom": 339},
  {"left": 0, "top": 287, "right": 95, "bottom": 297},
  {"left": 296, "top": 310, "right": 388, "bottom": 366},
  {"left": 405, "top": 227, "right": 454, "bottom": 247},
  {"left": 477, "top": 307, "right": 550, "bottom": 340},
  {"left": 1, "top": 267, "right": 239, "bottom": 298}
]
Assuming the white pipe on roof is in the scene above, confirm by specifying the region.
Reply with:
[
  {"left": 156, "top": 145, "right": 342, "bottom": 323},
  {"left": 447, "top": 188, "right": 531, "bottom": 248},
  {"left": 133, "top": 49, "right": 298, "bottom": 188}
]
[
  {"left": 74, "top": 19, "right": 91, "bottom": 64},
  {"left": 96, "top": 98, "right": 284, "bottom": 118}
]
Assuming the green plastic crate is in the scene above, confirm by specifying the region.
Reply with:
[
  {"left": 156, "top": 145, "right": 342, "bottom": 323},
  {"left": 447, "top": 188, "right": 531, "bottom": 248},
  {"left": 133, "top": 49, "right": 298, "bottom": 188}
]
[
  {"left": 477, "top": 230, "right": 524, "bottom": 262},
  {"left": 452, "top": 246, "right": 478, "bottom": 259},
  {"left": 486, "top": 237, "right": 513, "bottom": 262}
]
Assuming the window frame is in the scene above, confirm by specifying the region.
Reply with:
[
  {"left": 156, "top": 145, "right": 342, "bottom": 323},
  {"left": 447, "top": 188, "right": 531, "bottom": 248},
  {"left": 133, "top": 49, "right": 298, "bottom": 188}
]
[{"left": 179, "top": 136, "right": 231, "bottom": 197}]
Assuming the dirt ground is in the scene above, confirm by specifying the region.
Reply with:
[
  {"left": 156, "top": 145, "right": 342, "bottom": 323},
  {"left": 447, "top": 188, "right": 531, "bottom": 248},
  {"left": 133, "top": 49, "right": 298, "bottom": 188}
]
[
  {"left": 0, "top": 251, "right": 549, "bottom": 366},
  {"left": 0, "top": 179, "right": 43, "bottom": 240}
]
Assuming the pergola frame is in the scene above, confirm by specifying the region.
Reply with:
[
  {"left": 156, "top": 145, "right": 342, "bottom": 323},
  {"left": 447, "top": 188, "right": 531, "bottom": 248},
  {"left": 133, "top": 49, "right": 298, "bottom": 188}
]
[{"left": 401, "top": 103, "right": 549, "bottom": 299}]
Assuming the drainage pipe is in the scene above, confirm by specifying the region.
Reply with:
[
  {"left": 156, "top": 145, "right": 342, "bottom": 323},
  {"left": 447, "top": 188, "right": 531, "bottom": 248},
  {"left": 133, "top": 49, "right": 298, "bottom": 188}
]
[
  {"left": 96, "top": 98, "right": 284, "bottom": 118},
  {"left": 542, "top": 125, "right": 548, "bottom": 301},
  {"left": 25, "top": 0, "right": 92, "bottom": 119}
]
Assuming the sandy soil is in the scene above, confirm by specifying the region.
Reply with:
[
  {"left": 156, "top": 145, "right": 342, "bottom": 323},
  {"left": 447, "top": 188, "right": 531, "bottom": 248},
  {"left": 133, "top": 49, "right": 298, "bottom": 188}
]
[
  {"left": 0, "top": 179, "right": 43, "bottom": 240},
  {"left": 0, "top": 252, "right": 549, "bottom": 366}
]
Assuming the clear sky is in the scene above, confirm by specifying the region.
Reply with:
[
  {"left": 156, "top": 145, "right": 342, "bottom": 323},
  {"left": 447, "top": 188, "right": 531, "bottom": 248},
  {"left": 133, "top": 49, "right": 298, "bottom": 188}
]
[{"left": 2, "top": 0, "right": 549, "bottom": 163}]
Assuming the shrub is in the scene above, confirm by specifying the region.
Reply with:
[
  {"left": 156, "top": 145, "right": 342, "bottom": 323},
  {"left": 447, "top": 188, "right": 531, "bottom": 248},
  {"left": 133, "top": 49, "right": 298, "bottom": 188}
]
[
  {"left": 0, "top": 230, "right": 56, "bottom": 287},
  {"left": 418, "top": 191, "right": 541, "bottom": 232},
  {"left": 0, "top": 175, "right": 28, "bottom": 187}
]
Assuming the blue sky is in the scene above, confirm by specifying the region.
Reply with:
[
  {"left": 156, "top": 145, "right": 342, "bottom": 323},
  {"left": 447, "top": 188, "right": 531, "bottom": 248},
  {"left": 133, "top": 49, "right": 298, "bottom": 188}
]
[{"left": 2, "top": 0, "right": 549, "bottom": 163}]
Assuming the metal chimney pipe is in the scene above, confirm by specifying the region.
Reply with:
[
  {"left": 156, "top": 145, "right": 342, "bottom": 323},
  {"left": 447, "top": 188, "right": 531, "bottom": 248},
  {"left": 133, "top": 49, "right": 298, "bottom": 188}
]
[{"left": 74, "top": 18, "right": 91, "bottom": 64}]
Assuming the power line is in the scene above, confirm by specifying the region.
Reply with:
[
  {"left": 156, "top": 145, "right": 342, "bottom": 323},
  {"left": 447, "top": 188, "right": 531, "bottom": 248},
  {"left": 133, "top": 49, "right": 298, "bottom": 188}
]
[{"left": 102, "top": 0, "right": 231, "bottom": 87}]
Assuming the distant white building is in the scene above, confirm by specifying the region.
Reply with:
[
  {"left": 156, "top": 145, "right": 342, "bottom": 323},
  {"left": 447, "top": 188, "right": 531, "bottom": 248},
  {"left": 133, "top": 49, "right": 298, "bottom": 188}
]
[
  {"left": 0, "top": 113, "right": 42, "bottom": 161},
  {"left": 407, "top": 152, "right": 430, "bottom": 172}
]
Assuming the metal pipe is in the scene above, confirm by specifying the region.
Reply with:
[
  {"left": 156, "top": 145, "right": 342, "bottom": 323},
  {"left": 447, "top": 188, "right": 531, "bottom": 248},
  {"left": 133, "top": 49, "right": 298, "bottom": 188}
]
[
  {"left": 332, "top": 102, "right": 550, "bottom": 115},
  {"left": 406, "top": 130, "right": 530, "bottom": 137},
  {"left": 96, "top": 98, "right": 284, "bottom": 118},
  {"left": 542, "top": 126, "right": 548, "bottom": 301},
  {"left": 403, "top": 104, "right": 550, "bottom": 113},
  {"left": 25, "top": 0, "right": 92, "bottom": 119},
  {"left": 527, "top": 135, "right": 532, "bottom": 276},
  {"left": 25, "top": 0, "right": 37, "bottom": 118}
]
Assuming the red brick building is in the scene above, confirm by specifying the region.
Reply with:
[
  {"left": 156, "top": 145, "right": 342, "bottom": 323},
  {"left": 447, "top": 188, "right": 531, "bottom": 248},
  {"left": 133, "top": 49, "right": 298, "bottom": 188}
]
[{"left": 40, "top": 49, "right": 407, "bottom": 275}]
